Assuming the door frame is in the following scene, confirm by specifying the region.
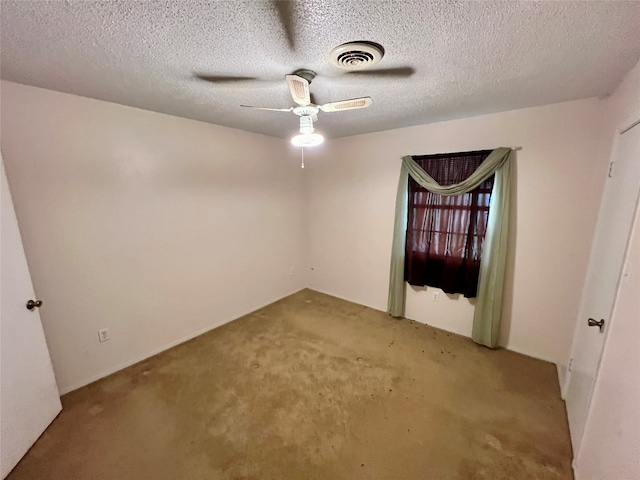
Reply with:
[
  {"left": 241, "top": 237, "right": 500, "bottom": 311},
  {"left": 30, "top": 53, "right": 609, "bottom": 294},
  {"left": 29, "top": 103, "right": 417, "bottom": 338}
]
[{"left": 562, "top": 113, "right": 640, "bottom": 462}]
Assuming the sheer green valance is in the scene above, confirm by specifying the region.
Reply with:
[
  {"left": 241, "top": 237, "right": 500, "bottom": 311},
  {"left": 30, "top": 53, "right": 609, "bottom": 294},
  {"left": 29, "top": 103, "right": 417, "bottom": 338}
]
[{"left": 387, "top": 147, "right": 513, "bottom": 348}]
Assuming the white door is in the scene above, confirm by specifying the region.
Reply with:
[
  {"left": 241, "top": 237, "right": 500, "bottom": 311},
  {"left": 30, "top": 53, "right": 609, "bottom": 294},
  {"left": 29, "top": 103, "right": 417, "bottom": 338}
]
[
  {"left": 575, "top": 196, "right": 640, "bottom": 479},
  {"left": 564, "top": 120, "right": 640, "bottom": 457},
  {"left": 0, "top": 156, "right": 61, "bottom": 478}
]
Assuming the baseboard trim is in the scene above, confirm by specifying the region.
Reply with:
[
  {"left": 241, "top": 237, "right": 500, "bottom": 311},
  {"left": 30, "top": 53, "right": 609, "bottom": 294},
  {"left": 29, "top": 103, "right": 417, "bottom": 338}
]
[
  {"left": 58, "top": 287, "right": 305, "bottom": 395},
  {"left": 306, "top": 286, "right": 561, "bottom": 366},
  {"left": 557, "top": 363, "right": 568, "bottom": 399},
  {"left": 64, "top": 286, "right": 560, "bottom": 395},
  {"left": 306, "top": 286, "right": 386, "bottom": 313},
  {"left": 501, "top": 343, "right": 558, "bottom": 365}
]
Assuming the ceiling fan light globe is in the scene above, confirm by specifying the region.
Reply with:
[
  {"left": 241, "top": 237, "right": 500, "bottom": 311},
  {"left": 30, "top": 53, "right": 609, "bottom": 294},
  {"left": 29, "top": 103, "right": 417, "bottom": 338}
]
[{"left": 291, "top": 133, "right": 324, "bottom": 147}]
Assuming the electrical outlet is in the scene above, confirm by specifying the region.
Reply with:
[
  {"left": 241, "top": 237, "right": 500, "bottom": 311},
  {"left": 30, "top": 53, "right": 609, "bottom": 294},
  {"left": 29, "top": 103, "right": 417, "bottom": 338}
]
[
  {"left": 432, "top": 291, "right": 440, "bottom": 302},
  {"left": 289, "top": 267, "right": 295, "bottom": 275},
  {"left": 98, "top": 328, "right": 110, "bottom": 343}
]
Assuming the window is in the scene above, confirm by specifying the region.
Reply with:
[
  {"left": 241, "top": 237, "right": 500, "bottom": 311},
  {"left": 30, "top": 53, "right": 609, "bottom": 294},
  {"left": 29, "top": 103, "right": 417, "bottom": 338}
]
[{"left": 405, "top": 150, "right": 494, "bottom": 298}]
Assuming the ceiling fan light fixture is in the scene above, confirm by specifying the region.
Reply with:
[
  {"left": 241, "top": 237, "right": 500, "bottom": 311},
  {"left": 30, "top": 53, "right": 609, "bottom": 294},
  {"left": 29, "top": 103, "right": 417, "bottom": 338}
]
[{"left": 291, "top": 132, "right": 324, "bottom": 147}]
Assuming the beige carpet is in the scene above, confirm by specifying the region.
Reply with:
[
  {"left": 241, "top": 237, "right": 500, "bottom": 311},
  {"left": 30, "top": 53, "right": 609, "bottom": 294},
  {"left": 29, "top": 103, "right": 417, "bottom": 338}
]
[{"left": 9, "top": 289, "right": 573, "bottom": 479}]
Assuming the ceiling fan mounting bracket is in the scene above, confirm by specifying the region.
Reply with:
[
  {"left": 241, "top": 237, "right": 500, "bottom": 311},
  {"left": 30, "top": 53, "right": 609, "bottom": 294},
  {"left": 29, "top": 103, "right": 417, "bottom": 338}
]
[{"left": 292, "top": 69, "right": 316, "bottom": 84}]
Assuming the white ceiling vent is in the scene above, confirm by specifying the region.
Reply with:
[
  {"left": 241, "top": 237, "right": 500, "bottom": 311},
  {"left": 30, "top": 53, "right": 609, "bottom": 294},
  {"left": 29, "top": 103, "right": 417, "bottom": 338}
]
[{"left": 329, "top": 41, "right": 384, "bottom": 70}]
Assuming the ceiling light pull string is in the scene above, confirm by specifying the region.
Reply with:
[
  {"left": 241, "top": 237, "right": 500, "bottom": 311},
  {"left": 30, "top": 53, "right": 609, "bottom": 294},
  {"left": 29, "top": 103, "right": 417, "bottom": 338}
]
[{"left": 301, "top": 147, "right": 305, "bottom": 169}]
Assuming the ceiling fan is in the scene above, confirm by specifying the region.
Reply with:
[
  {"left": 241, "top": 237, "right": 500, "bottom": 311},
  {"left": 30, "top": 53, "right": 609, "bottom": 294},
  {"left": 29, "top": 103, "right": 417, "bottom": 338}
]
[
  {"left": 240, "top": 69, "right": 372, "bottom": 147},
  {"left": 195, "top": 42, "right": 412, "bottom": 147}
]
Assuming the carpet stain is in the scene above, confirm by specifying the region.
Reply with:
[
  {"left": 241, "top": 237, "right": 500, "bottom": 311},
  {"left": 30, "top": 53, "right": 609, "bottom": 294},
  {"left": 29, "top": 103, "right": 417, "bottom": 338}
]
[{"left": 8, "top": 289, "right": 573, "bottom": 479}]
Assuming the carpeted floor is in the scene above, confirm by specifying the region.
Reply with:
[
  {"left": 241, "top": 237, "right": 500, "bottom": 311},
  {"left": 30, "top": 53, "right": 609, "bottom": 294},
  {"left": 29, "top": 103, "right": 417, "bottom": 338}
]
[{"left": 9, "top": 289, "right": 573, "bottom": 479}]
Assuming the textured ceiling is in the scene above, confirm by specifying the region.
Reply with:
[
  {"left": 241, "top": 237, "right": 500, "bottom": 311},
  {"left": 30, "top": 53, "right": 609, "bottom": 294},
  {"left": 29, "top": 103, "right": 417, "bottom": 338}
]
[{"left": 2, "top": 1, "right": 639, "bottom": 139}]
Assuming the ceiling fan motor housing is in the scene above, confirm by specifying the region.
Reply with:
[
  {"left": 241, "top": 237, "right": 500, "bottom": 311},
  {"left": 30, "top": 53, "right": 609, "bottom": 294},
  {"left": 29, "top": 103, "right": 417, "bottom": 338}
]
[{"left": 293, "top": 105, "right": 319, "bottom": 116}]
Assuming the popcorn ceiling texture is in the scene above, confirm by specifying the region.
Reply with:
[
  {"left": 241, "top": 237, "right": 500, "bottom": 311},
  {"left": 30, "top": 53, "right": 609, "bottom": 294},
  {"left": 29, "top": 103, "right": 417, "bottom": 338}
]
[{"left": 1, "top": 0, "right": 639, "bottom": 139}]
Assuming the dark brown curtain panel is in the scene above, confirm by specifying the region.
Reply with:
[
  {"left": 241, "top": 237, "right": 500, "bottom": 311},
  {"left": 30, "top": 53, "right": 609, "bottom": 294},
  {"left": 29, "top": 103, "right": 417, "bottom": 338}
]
[{"left": 405, "top": 150, "right": 494, "bottom": 297}]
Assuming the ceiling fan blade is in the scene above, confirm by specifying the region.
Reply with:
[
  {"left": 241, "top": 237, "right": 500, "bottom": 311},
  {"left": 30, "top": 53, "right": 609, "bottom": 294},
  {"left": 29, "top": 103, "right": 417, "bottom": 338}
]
[
  {"left": 346, "top": 67, "right": 415, "bottom": 78},
  {"left": 318, "top": 97, "right": 373, "bottom": 113},
  {"left": 285, "top": 74, "right": 311, "bottom": 106},
  {"left": 240, "top": 105, "right": 293, "bottom": 112},
  {"left": 196, "top": 74, "right": 259, "bottom": 84},
  {"left": 273, "top": 0, "right": 295, "bottom": 50}
]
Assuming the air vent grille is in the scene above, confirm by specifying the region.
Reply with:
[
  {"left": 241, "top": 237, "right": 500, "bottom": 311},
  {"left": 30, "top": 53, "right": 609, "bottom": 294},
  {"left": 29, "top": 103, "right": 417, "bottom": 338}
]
[
  {"left": 336, "top": 50, "right": 375, "bottom": 67},
  {"left": 329, "top": 41, "right": 384, "bottom": 71}
]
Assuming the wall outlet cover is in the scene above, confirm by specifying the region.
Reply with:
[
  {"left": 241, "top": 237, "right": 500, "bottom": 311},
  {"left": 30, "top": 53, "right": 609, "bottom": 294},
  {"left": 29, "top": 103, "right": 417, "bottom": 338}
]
[{"left": 98, "top": 328, "right": 110, "bottom": 342}]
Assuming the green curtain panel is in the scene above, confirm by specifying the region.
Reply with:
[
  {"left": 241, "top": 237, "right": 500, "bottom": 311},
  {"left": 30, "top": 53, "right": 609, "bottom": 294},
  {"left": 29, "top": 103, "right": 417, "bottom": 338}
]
[{"left": 387, "top": 147, "right": 513, "bottom": 348}]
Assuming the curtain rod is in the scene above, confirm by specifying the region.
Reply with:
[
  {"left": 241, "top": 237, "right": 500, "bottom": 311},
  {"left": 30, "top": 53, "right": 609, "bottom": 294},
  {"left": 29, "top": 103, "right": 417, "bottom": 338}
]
[{"left": 407, "top": 147, "right": 522, "bottom": 158}]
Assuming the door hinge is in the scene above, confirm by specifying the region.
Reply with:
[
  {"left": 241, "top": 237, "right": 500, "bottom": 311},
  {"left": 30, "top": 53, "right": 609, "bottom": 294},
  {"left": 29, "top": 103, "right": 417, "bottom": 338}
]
[{"left": 608, "top": 161, "right": 615, "bottom": 178}]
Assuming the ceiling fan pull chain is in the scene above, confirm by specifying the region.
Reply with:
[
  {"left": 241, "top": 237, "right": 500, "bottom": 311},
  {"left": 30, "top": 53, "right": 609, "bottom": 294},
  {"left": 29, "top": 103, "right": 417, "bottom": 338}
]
[{"left": 301, "top": 147, "right": 305, "bottom": 169}]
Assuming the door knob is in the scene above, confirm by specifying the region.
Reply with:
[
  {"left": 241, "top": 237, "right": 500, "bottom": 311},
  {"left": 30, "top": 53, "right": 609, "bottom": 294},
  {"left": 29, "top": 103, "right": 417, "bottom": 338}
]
[
  {"left": 26, "top": 299, "right": 43, "bottom": 311},
  {"left": 587, "top": 318, "right": 605, "bottom": 332}
]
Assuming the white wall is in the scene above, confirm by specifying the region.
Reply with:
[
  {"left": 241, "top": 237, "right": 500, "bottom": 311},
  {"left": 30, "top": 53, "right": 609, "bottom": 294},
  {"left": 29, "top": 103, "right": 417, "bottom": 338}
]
[
  {"left": 0, "top": 81, "right": 305, "bottom": 394},
  {"left": 307, "top": 98, "right": 609, "bottom": 364}
]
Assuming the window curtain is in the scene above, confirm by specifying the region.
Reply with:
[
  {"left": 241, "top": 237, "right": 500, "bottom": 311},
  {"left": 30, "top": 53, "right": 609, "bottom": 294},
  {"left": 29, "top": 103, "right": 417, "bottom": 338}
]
[
  {"left": 387, "top": 147, "right": 513, "bottom": 348},
  {"left": 407, "top": 151, "right": 494, "bottom": 297}
]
